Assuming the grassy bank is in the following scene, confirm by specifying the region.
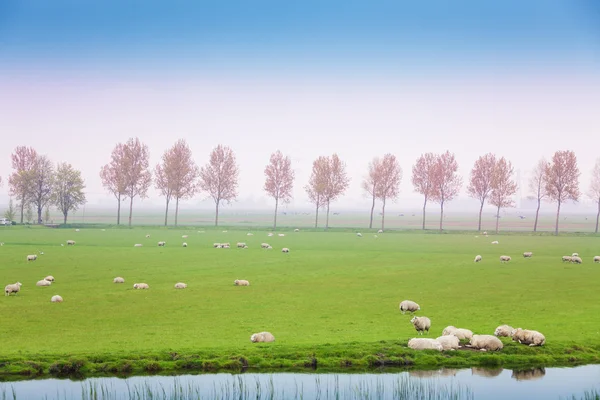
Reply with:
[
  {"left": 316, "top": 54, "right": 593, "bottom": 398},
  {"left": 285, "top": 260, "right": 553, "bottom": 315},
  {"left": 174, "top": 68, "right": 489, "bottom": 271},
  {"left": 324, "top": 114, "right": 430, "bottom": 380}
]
[{"left": 1, "top": 226, "right": 599, "bottom": 380}]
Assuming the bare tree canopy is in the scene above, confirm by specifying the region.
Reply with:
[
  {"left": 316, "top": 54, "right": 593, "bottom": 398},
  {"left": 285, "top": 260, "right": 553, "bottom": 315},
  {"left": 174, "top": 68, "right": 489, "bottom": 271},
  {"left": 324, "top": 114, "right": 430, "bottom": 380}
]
[
  {"left": 411, "top": 152, "right": 437, "bottom": 230},
  {"left": 8, "top": 146, "right": 38, "bottom": 223},
  {"left": 545, "top": 150, "right": 580, "bottom": 235},
  {"left": 587, "top": 158, "right": 600, "bottom": 233},
  {"left": 376, "top": 154, "right": 402, "bottom": 231},
  {"left": 122, "top": 137, "right": 152, "bottom": 227},
  {"left": 53, "top": 162, "right": 86, "bottom": 224},
  {"left": 305, "top": 156, "right": 328, "bottom": 228},
  {"left": 430, "top": 151, "right": 462, "bottom": 231},
  {"left": 488, "top": 157, "right": 518, "bottom": 233},
  {"left": 362, "top": 156, "right": 382, "bottom": 229},
  {"left": 467, "top": 153, "right": 497, "bottom": 231},
  {"left": 155, "top": 139, "right": 200, "bottom": 226},
  {"left": 527, "top": 158, "right": 549, "bottom": 232},
  {"left": 29, "top": 155, "right": 54, "bottom": 224},
  {"left": 100, "top": 143, "right": 129, "bottom": 225},
  {"left": 264, "top": 150, "right": 294, "bottom": 229},
  {"left": 199, "top": 144, "right": 239, "bottom": 226}
]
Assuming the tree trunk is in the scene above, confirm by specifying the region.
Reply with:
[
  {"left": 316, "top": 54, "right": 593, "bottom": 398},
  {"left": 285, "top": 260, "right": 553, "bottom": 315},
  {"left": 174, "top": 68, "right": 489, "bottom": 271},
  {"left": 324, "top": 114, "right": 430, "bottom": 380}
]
[
  {"left": 439, "top": 200, "right": 444, "bottom": 231},
  {"left": 128, "top": 196, "right": 134, "bottom": 227},
  {"left": 37, "top": 204, "right": 42, "bottom": 224},
  {"left": 19, "top": 195, "right": 25, "bottom": 224},
  {"left": 595, "top": 199, "right": 599, "bottom": 234},
  {"left": 314, "top": 204, "right": 319, "bottom": 228},
  {"left": 381, "top": 198, "right": 386, "bottom": 231},
  {"left": 325, "top": 201, "right": 330, "bottom": 230},
  {"left": 369, "top": 194, "right": 376, "bottom": 229},
  {"left": 533, "top": 198, "right": 541, "bottom": 232},
  {"left": 495, "top": 205, "right": 501, "bottom": 233},
  {"left": 164, "top": 198, "right": 170, "bottom": 226},
  {"left": 422, "top": 196, "right": 428, "bottom": 230},
  {"left": 63, "top": 212, "right": 68, "bottom": 225},
  {"left": 273, "top": 198, "right": 279, "bottom": 229},
  {"left": 116, "top": 194, "right": 121, "bottom": 225},
  {"left": 477, "top": 201, "right": 484, "bottom": 231},
  {"left": 215, "top": 201, "right": 220, "bottom": 227},
  {"left": 175, "top": 197, "right": 180, "bottom": 227},
  {"left": 554, "top": 200, "right": 561, "bottom": 236}
]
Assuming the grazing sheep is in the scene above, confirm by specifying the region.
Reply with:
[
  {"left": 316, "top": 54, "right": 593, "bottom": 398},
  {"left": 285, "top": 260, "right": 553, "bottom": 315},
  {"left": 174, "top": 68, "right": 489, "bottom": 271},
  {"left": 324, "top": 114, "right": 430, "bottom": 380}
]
[
  {"left": 294, "top": 229, "right": 300, "bottom": 232},
  {"left": 27, "top": 254, "right": 37, "bottom": 261},
  {"left": 510, "top": 328, "right": 546, "bottom": 347},
  {"left": 234, "top": 279, "right": 250, "bottom": 286},
  {"left": 266, "top": 245, "right": 272, "bottom": 249},
  {"left": 594, "top": 256, "right": 600, "bottom": 263},
  {"left": 282, "top": 248, "right": 290, "bottom": 253},
  {"left": 250, "top": 332, "right": 275, "bottom": 343},
  {"left": 410, "top": 316, "right": 431, "bottom": 335},
  {"left": 44, "top": 275, "right": 54, "bottom": 282},
  {"left": 483, "top": 231, "right": 488, "bottom": 235},
  {"left": 222, "top": 244, "right": 231, "bottom": 249},
  {"left": 511, "top": 368, "right": 546, "bottom": 381},
  {"left": 75, "top": 229, "right": 80, "bottom": 232},
  {"left": 467, "top": 335, "right": 503, "bottom": 351},
  {"left": 356, "top": 233, "right": 362, "bottom": 237},
  {"left": 213, "top": 243, "right": 221, "bottom": 248},
  {"left": 523, "top": 252, "right": 533, "bottom": 258},
  {"left": 133, "top": 283, "right": 149, "bottom": 289},
  {"left": 4, "top": 282, "right": 22, "bottom": 296},
  {"left": 36, "top": 279, "right": 52, "bottom": 287},
  {"left": 237, "top": 242, "right": 246, "bottom": 248},
  {"left": 145, "top": 234, "right": 150, "bottom": 238},
  {"left": 474, "top": 255, "right": 482, "bottom": 262},
  {"left": 442, "top": 326, "right": 473, "bottom": 340},
  {"left": 562, "top": 255, "right": 572, "bottom": 262},
  {"left": 174, "top": 282, "right": 187, "bottom": 289},
  {"left": 377, "top": 229, "right": 383, "bottom": 233},
  {"left": 134, "top": 244, "right": 143, "bottom": 247},
  {"left": 267, "top": 233, "right": 274, "bottom": 237},
  {"left": 494, "top": 325, "right": 514, "bottom": 337},
  {"left": 67, "top": 240, "right": 75, "bottom": 245},
  {"left": 182, "top": 242, "right": 187, "bottom": 247},
  {"left": 247, "top": 232, "right": 254, "bottom": 236},
  {"left": 113, "top": 277, "right": 125, "bottom": 283},
  {"left": 243, "top": 245, "right": 249, "bottom": 249},
  {"left": 571, "top": 256, "right": 583, "bottom": 264},
  {"left": 407, "top": 338, "right": 443, "bottom": 351},
  {"left": 399, "top": 300, "right": 420, "bottom": 314},
  {"left": 158, "top": 241, "right": 166, "bottom": 247},
  {"left": 436, "top": 335, "right": 460, "bottom": 350},
  {"left": 491, "top": 240, "right": 499, "bottom": 244},
  {"left": 261, "top": 243, "right": 270, "bottom": 249},
  {"left": 51, "top": 295, "right": 63, "bottom": 303},
  {"left": 278, "top": 233, "right": 285, "bottom": 237},
  {"left": 572, "top": 252, "right": 579, "bottom": 257},
  {"left": 500, "top": 255, "right": 511, "bottom": 263}
]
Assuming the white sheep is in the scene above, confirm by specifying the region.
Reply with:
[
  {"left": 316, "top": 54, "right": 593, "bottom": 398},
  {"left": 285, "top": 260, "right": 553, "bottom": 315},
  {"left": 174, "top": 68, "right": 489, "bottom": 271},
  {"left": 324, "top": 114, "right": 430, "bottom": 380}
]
[
  {"left": 523, "top": 252, "right": 533, "bottom": 258},
  {"left": 134, "top": 244, "right": 143, "bottom": 247},
  {"left": 572, "top": 252, "right": 579, "bottom": 257},
  {"left": 36, "top": 279, "right": 52, "bottom": 287},
  {"left": 294, "top": 229, "right": 299, "bottom": 232},
  {"left": 234, "top": 279, "right": 250, "bottom": 286},
  {"left": 4, "top": 282, "right": 22, "bottom": 296},
  {"left": 491, "top": 240, "right": 499, "bottom": 244},
  {"left": 377, "top": 229, "right": 383, "bottom": 233},
  {"left": 436, "top": 335, "right": 460, "bottom": 350},
  {"left": 75, "top": 229, "right": 80, "bottom": 232},
  {"left": 243, "top": 245, "right": 248, "bottom": 249},
  {"left": 237, "top": 242, "right": 246, "bottom": 248},
  {"left": 222, "top": 244, "right": 231, "bottom": 249},
  {"left": 182, "top": 242, "right": 187, "bottom": 247},
  {"left": 133, "top": 283, "right": 149, "bottom": 289},
  {"left": 278, "top": 233, "right": 285, "bottom": 237},
  {"left": 261, "top": 243, "right": 270, "bottom": 249},
  {"left": 594, "top": 256, "right": 600, "bottom": 263},
  {"left": 66, "top": 240, "right": 75, "bottom": 245},
  {"left": 483, "top": 231, "right": 488, "bottom": 235},
  {"left": 27, "top": 254, "right": 37, "bottom": 261},
  {"left": 494, "top": 325, "right": 514, "bottom": 337},
  {"left": 174, "top": 282, "right": 187, "bottom": 289},
  {"left": 182, "top": 235, "right": 188, "bottom": 238},
  {"left": 267, "top": 233, "right": 274, "bottom": 237},
  {"left": 467, "top": 335, "right": 503, "bottom": 351},
  {"left": 399, "top": 300, "right": 420, "bottom": 314},
  {"left": 500, "top": 255, "right": 511, "bottom": 263},
  {"left": 282, "top": 248, "right": 290, "bottom": 253},
  {"left": 51, "top": 295, "right": 63, "bottom": 303},
  {"left": 474, "top": 255, "right": 482, "bottom": 262},
  {"left": 113, "top": 277, "right": 125, "bottom": 283},
  {"left": 562, "top": 255, "right": 572, "bottom": 262},
  {"left": 571, "top": 256, "right": 583, "bottom": 264},
  {"left": 510, "top": 328, "right": 546, "bottom": 346},
  {"left": 44, "top": 275, "right": 55, "bottom": 282},
  {"left": 158, "top": 241, "right": 166, "bottom": 247},
  {"left": 407, "top": 338, "right": 443, "bottom": 351},
  {"left": 266, "top": 245, "right": 272, "bottom": 249},
  {"left": 442, "top": 326, "right": 473, "bottom": 340},
  {"left": 247, "top": 232, "right": 254, "bottom": 236},
  {"left": 213, "top": 243, "right": 221, "bottom": 248},
  {"left": 410, "top": 316, "right": 431, "bottom": 335},
  {"left": 356, "top": 233, "right": 362, "bottom": 237},
  {"left": 145, "top": 234, "right": 150, "bottom": 238},
  {"left": 250, "top": 332, "right": 275, "bottom": 343}
]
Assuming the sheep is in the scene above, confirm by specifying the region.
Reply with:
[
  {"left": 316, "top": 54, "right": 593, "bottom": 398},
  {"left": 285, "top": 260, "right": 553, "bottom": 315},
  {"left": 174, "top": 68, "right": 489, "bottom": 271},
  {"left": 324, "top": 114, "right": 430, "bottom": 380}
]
[
  {"left": 250, "top": 332, "right": 275, "bottom": 343},
  {"left": 158, "top": 241, "right": 166, "bottom": 247},
  {"left": 113, "top": 277, "right": 125, "bottom": 283},
  {"left": 267, "top": 233, "right": 274, "bottom": 237},
  {"left": 494, "top": 324, "right": 514, "bottom": 337},
  {"left": 213, "top": 243, "right": 221, "bottom": 248},
  {"left": 134, "top": 244, "right": 143, "bottom": 247},
  {"left": 294, "top": 229, "right": 300, "bottom": 232},
  {"left": 51, "top": 295, "right": 63, "bottom": 303},
  {"left": 500, "top": 255, "right": 511, "bottom": 263},
  {"left": 441, "top": 326, "right": 473, "bottom": 340},
  {"left": 483, "top": 231, "right": 488, "bottom": 235},
  {"left": 75, "top": 229, "right": 80, "bottom": 232},
  {"left": 399, "top": 300, "right": 420, "bottom": 314},
  {"left": 261, "top": 243, "right": 270, "bottom": 249},
  {"left": 36, "top": 279, "right": 52, "bottom": 287},
  {"left": 266, "top": 245, "right": 272, "bottom": 249},
  {"left": 410, "top": 316, "right": 431, "bottom": 335},
  {"left": 4, "top": 282, "right": 22, "bottom": 296},
  {"left": 145, "top": 234, "right": 150, "bottom": 238},
  {"left": 572, "top": 252, "right": 579, "bottom": 257},
  {"left": 491, "top": 240, "right": 499, "bottom": 244},
  {"left": 247, "top": 232, "right": 254, "bottom": 236},
  {"left": 571, "top": 256, "right": 583, "bottom": 264},
  {"left": 44, "top": 275, "right": 55, "bottom": 282},
  {"left": 510, "top": 328, "right": 546, "bottom": 346},
  {"left": 133, "top": 283, "right": 149, "bottom": 289},
  {"left": 474, "top": 255, "right": 482, "bottom": 262},
  {"left": 234, "top": 279, "right": 250, "bottom": 286},
  {"left": 436, "top": 335, "right": 460, "bottom": 350},
  {"left": 562, "top": 255, "right": 572, "bottom": 262},
  {"left": 523, "top": 252, "right": 533, "bottom": 258},
  {"left": 282, "top": 248, "right": 290, "bottom": 253},
  {"left": 182, "top": 235, "right": 188, "bottom": 238},
  {"left": 467, "top": 334, "right": 503, "bottom": 351},
  {"left": 278, "top": 233, "right": 285, "bottom": 237},
  {"left": 243, "top": 245, "right": 249, "bottom": 249},
  {"left": 594, "top": 256, "right": 600, "bottom": 263},
  {"left": 377, "top": 229, "right": 383, "bottom": 233},
  {"left": 27, "top": 254, "right": 37, "bottom": 261},
  {"left": 66, "top": 240, "right": 75, "bottom": 245},
  {"left": 356, "top": 233, "right": 362, "bottom": 237},
  {"left": 222, "top": 243, "right": 231, "bottom": 249},
  {"left": 237, "top": 242, "right": 246, "bottom": 248},
  {"left": 182, "top": 242, "right": 187, "bottom": 247},
  {"left": 407, "top": 338, "right": 443, "bottom": 351},
  {"left": 174, "top": 282, "right": 187, "bottom": 289}
]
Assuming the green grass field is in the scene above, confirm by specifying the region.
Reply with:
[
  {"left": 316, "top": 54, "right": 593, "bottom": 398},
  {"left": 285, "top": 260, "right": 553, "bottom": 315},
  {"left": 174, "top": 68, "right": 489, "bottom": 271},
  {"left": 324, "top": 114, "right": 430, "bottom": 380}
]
[{"left": 1, "top": 225, "right": 599, "bottom": 378}]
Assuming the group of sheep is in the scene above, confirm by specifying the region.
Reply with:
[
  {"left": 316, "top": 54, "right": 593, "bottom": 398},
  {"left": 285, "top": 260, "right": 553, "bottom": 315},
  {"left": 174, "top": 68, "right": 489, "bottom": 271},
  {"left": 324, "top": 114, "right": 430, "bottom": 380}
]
[
  {"left": 474, "top": 251, "right": 598, "bottom": 264},
  {"left": 112, "top": 277, "right": 187, "bottom": 290},
  {"left": 5, "top": 277, "right": 62, "bottom": 303}
]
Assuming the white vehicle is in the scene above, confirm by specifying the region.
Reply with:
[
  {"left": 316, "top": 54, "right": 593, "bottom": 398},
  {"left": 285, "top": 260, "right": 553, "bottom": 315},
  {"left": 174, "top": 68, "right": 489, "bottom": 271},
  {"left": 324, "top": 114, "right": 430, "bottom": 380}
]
[{"left": 0, "top": 218, "right": 12, "bottom": 226}]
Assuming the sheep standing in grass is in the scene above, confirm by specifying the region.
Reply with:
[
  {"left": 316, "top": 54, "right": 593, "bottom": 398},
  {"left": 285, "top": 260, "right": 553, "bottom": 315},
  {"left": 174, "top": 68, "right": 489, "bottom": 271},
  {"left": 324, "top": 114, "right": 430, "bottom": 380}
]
[
  {"left": 27, "top": 254, "right": 37, "bottom": 261},
  {"left": 294, "top": 229, "right": 300, "bottom": 232},
  {"left": 442, "top": 326, "right": 473, "bottom": 340},
  {"left": 182, "top": 242, "right": 187, "bottom": 247},
  {"left": 234, "top": 279, "right": 250, "bottom": 286},
  {"left": 594, "top": 256, "right": 600, "bottom": 263},
  {"left": 494, "top": 325, "right": 514, "bottom": 337},
  {"left": 436, "top": 335, "right": 460, "bottom": 350},
  {"left": 44, "top": 276, "right": 55, "bottom": 282},
  {"left": 562, "top": 255, "right": 572, "bottom": 262},
  {"left": 356, "top": 233, "right": 362, "bottom": 237},
  {"left": 410, "top": 316, "right": 431, "bottom": 335},
  {"left": 67, "top": 240, "right": 75, "bottom": 245},
  {"left": 407, "top": 338, "right": 443, "bottom": 351},
  {"left": 5, "top": 282, "right": 22, "bottom": 296},
  {"left": 261, "top": 243, "right": 270, "bottom": 249},
  {"left": 500, "top": 255, "right": 511, "bottom": 263},
  {"left": 250, "top": 332, "right": 275, "bottom": 343},
  {"left": 134, "top": 244, "right": 143, "bottom": 247},
  {"left": 174, "top": 282, "right": 187, "bottom": 289},
  {"left": 399, "top": 300, "right": 420, "bottom": 314},
  {"left": 377, "top": 229, "right": 383, "bottom": 234},
  {"left": 282, "top": 248, "right": 290, "bottom": 253},
  {"left": 468, "top": 335, "right": 503, "bottom": 351},
  {"left": 510, "top": 328, "right": 546, "bottom": 346},
  {"left": 133, "top": 283, "right": 149, "bottom": 289},
  {"left": 113, "top": 277, "right": 125, "bottom": 283},
  {"left": 572, "top": 252, "right": 579, "bottom": 257},
  {"left": 158, "top": 241, "right": 166, "bottom": 247},
  {"left": 571, "top": 256, "right": 583, "bottom": 264},
  {"left": 36, "top": 279, "right": 52, "bottom": 287},
  {"left": 145, "top": 234, "right": 150, "bottom": 238},
  {"left": 51, "top": 295, "right": 63, "bottom": 303},
  {"left": 474, "top": 255, "right": 482, "bottom": 262},
  {"left": 237, "top": 242, "right": 246, "bottom": 248},
  {"left": 523, "top": 252, "right": 533, "bottom": 258}
]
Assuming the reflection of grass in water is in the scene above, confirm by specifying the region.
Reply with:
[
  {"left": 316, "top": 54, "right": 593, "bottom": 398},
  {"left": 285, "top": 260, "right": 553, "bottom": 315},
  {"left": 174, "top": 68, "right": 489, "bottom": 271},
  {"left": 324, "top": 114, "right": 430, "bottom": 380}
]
[
  {"left": 0, "top": 385, "right": 16, "bottom": 400},
  {"left": 564, "top": 390, "right": 600, "bottom": 400}
]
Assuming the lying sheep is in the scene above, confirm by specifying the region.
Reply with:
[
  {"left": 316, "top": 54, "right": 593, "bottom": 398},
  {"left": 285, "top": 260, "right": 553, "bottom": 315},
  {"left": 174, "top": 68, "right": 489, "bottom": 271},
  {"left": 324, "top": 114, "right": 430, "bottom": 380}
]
[
  {"left": 442, "top": 326, "right": 473, "bottom": 340},
  {"left": 158, "top": 241, "right": 166, "bottom": 247},
  {"left": 134, "top": 244, "right": 143, "bottom": 247},
  {"left": 278, "top": 233, "right": 285, "bottom": 237},
  {"left": 571, "top": 256, "right": 583, "bottom": 264},
  {"left": 234, "top": 279, "right": 250, "bottom": 286},
  {"left": 407, "top": 338, "right": 443, "bottom": 351},
  {"left": 572, "top": 252, "right": 579, "bottom": 257},
  {"left": 174, "top": 282, "right": 187, "bottom": 289},
  {"left": 282, "top": 248, "right": 290, "bottom": 253},
  {"left": 27, "top": 254, "right": 37, "bottom": 261},
  {"left": 467, "top": 334, "right": 503, "bottom": 351},
  {"left": 247, "top": 232, "right": 254, "bottom": 236},
  {"left": 182, "top": 235, "right": 188, "bottom": 238},
  {"left": 399, "top": 300, "right": 420, "bottom": 314},
  {"left": 5, "top": 282, "right": 22, "bottom": 296},
  {"left": 562, "top": 255, "right": 572, "bottom": 262},
  {"left": 36, "top": 279, "right": 51, "bottom": 287},
  {"left": 222, "top": 244, "right": 231, "bottom": 249},
  {"left": 494, "top": 324, "right": 514, "bottom": 337},
  {"left": 594, "top": 256, "right": 600, "bottom": 263},
  {"left": 523, "top": 252, "right": 533, "bottom": 258},
  {"left": 510, "top": 328, "right": 546, "bottom": 346},
  {"left": 267, "top": 233, "right": 274, "bottom": 237},
  {"left": 237, "top": 242, "right": 246, "bottom": 248},
  {"left": 250, "top": 332, "right": 275, "bottom": 343},
  {"left": 67, "top": 240, "right": 75, "bottom": 245},
  {"left": 213, "top": 243, "right": 221, "bottom": 248},
  {"left": 410, "top": 316, "right": 431, "bottom": 335},
  {"left": 491, "top": 240, "right": 499, "bottom": 244},
  {"left": 182, "top": 242, "right": 187, "bottom": 247},
  {"left": 113, "top": 277, "right": 125, "bottom": 283},
  {"left": 436, "top": 335, "right": 460, "bottom": 350},
  {"left": 500, "top": 255, "right": 511, "bottom": 263},
  {"left": 145, "top": 234, "right": 150, "bottom": 238},
  {"left": 44, "top": 275, "right": 55, "bottom": 282},
  {"left": 474, "top": 255, "right": 482, "bottom": 262},
  {"left": 133, "top": 283, "right": 149, "bottom": 289},
  {"left": 51, "top": 295, "right": 63, "bottom": 303}
]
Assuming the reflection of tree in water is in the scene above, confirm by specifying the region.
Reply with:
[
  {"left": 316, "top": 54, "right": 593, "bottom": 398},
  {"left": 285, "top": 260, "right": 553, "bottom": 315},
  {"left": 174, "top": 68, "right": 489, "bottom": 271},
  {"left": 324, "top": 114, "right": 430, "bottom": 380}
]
[
  {"left": 408, "top": 368, "right": 460, "bottom": 378},
  {"left": 511, "top": 368, "right": 546, "bottom": 381},
  {"left": 471, "top": 367, "right": 503, "bottom": 378}
]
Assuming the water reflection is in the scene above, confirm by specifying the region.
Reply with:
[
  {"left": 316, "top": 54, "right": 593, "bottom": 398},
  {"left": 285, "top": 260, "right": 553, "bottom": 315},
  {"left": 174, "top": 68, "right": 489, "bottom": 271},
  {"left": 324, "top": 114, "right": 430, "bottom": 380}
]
[
  {"left": 511, "top": 368, "right": 546, "bottom": 381},
  {"left": 471, "top": 367, "right": 503, "bottom": 378}
]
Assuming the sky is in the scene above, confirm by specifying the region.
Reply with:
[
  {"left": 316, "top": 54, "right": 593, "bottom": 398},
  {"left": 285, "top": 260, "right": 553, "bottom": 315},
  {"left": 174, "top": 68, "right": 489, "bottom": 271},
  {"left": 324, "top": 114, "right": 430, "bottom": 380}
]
[{"left": 1, "top": 0, "right": 599, "bottom": 212}]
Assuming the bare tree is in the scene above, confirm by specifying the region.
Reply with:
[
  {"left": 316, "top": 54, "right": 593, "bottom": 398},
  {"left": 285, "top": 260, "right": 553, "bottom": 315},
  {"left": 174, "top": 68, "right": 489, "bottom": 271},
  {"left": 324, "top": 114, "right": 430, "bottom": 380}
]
[
  {"left": 587, "top": 158, "right": 600, "bottom": 233},
  {"left": 8, "top": 146, "right": 38, "bottom": 223},
  {"left": 545, "top": 150, "right": 580, "bottom": 235},
  {"left": 411, "top": 153, "right": 438, "bottom": 230},
  {"left": 305, "top": 156, "right": 328, "bottom": 228},
  {"left": 264, "top": 150, "right": 294, "bottom": 229},
  {"left": 527, "top": 158, "right": 549, "bottom": 232},
  {"left": 362, "top": 157, "right": 382, "bottom": 229},
  {"left": 53, "top": 162, "right": 86, "bottom": 224},
  {"left": 488, "top": 157, "right": 518, "bottom": 233},
  {"left": 199, "top": 145, "right": 239, "bottom": 226},
  {"left": 376, "top": 154, "right": 402, "bottom": 231},
  {"left": 100, "top": 143, "right": 128, "bottom": 225},
  {"left": 155, "top": 139, "right": 200, "bottom": 226},
  {"left": 29, "top": 155, "right": 54, "bottom": 224},
  {"left": 467, "top": 153, "right": 497, "bottom": 231},
  {"left": 430, "top": 151, "right": 462, "bottom": 231},
  {"left": 322, "top": 154, "right": 350, "bottom": 230},
  {"left": 122, "top": 138, "right": 152, "bottom": 227}
]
